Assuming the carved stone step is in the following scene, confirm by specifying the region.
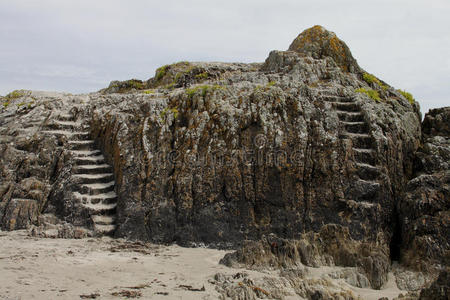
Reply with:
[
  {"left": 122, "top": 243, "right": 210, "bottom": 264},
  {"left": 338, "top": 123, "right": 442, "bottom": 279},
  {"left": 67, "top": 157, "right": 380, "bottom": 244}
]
[
  {"left": 57, "top": 113, "right": 75, "bottom": 121},
  {"left": 342, "top": 121, "right": 369, "bottom": 134},
  {"left": 46, "top": 120, "right": 82, "bottom": 130},
  {"left": 321, "top": 96, "right": 354, "bottom": 103},
  {"left": 315, "top": 89, "right": 335, "bottom": 96},
  {"left": 94, "top": 224, "right": 116, "bottom": 236},
  {"left": 73, "top": 191, "right": 117, "bottom": 205},
  {"left": 41, "top": 130, "right": 90, "bottom": 140},
  {"left": 73, "top": 173, "right": 115, "bottom": 184},
  {"left": 71, "top": 150, "right": 102, "bottom": 157},
  {"left": 340, "top": 133, "right": 373, "bottom": 149},
  {"left": 68, "top": 140, "right": 95, "bottom": 150},
  {"left": 54, "top": 113, "right": 118, "bottom": 237},
  {"left": 345, "top": 179, "right": 381, "bottom": 202},
  {"left": 333, "top": 102, "right": 360, "bottom": 112},
  {"left": 75, "top": 155, "right": 105, "bottom": 165},
  {"left": 353, "top": 148, "right": 376, "bottom": 165},
  {"left": 337, "top": 111, "right": 364, "bottom": 122},
  {"left": 74, "top": 164, "right": 112, "bottom": 174},
  {"left": 81, "top": 181, "right": 115, "bottom": 195},
  {"left": 92, "top": 214, "right": 115, "bottom": 225},
  {"left": 355, "top": 162, "right": 381, "bottom": 180},
  {"left": 83, "top": 202, "right": 117, "bottom": 214}
]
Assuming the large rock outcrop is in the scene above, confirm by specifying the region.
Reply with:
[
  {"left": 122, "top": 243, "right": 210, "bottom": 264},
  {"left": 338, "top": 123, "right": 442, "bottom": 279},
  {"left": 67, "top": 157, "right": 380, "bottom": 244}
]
[
  {"left": 90, "top": 28, "right": 421, "bottom": 252},
  {"left": 288, "top": 25, "right": 361, "bottom": 73},
  {"left": 219, "top": 225, "right": 390, "bottom": 289},
  {"left": 1, "top": 26, "right": 439, "bottom": 292}
]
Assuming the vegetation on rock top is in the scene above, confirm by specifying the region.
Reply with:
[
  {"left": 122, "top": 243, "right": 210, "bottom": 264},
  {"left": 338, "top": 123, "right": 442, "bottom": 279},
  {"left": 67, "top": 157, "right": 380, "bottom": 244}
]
[
  {"left": 355, "top": 87, "right": 381, "bottom": 101},
  {"left": 2, "top": 90, "right": 32, "bottom": 108},
  {"left": 398, "top": 89, "right": 415, "bottom": 104},
  {"left": 186, "top": 84, "right": 225, "bottom": 99},
  {"left": 362, "top": 73, "right": 388, "bottom": 91},
  {"left": 104, "top": 79, "right": 145, "bottom": 93},
  {"left": 5, "top": 90, "right": 29, "bottom": 100}
]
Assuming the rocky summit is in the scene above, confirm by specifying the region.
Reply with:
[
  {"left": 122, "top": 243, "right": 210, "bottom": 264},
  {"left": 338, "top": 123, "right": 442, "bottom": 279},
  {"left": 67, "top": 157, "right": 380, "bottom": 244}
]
[{"left": 0, "top": 26, "right": 448, "bottom": 299}]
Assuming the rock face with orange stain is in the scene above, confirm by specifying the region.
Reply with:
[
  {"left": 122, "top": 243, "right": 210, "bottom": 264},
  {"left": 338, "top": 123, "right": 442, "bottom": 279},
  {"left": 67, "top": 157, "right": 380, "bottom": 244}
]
[{"left": 288, "top": 25, "right": 361, "bottom": 73}]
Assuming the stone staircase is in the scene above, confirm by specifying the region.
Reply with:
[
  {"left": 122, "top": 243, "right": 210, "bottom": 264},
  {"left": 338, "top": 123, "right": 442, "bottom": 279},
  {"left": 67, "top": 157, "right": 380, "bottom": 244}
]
[
  {"left": 43, "top": 112, "right": 117, "bottom": 236},
  {"left": 318, "top": 90, "right": 382, "bottom": 203}
]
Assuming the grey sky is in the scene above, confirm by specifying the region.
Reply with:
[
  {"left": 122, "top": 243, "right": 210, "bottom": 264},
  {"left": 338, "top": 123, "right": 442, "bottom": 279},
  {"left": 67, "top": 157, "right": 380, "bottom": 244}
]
[{"left": 1, "top": 0, "right": 449, "bottom": 114}]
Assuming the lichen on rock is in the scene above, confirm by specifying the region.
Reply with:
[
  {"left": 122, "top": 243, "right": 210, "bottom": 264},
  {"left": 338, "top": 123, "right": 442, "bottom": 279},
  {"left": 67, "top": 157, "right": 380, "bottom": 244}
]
[{"left": 288, "top": 25, "right": 361, "bottom": 73}]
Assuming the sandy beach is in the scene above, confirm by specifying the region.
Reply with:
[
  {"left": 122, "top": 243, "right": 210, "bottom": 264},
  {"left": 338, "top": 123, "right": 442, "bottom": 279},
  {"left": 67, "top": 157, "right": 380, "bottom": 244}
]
[{"left": 0, "top": 230, "right": 410, "bottom": 300}]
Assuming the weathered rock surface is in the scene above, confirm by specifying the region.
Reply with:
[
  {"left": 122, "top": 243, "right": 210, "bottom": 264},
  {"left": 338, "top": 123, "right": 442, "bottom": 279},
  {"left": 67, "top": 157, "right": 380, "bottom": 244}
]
[
  {"left": 419, "top": 270, "right": 449, "bottom": 300},
  {"left": 1, "top": 25, "right": 447, "bottom": 297},
  {"left": 211, "top": 270, "right": 363, "bottom": 300},
  {"left": 399, "top": 107, "right": 450, "bottom": 273},
  {"left": 219, "top": 225, "right": 390, "bottom": 289},
  {"left": 90, "top": 29, "right": 421, "bottom": 253},
  {"left": 288, "top": 25, "right": 361, "bottom": 73}
]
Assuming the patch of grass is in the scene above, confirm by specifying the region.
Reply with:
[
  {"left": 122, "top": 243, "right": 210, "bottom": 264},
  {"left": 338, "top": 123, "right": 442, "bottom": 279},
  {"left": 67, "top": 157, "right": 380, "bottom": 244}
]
[
  {"left": 253, "top": 81, "right": 276, "bottom": 93},
  {"left": 186, "top": 85, "right": 208, "bottom": 98},
  {"left": 5, "top": 90, "right": 28, "bottom": 100},
  {"left": 398, "top": 89, "right": 415, "bottom": 104},
  {"left": 195, "top": 72, "right": 208, "bottom": 80},
  {"left": 164, "top": 82, "right": 176, "bottom": 90},
  {"left": 186, "top": 85, "right": 224, "bottom": 98},
  {"left": 155, "top": 61, "right": 193, "bottom": 83},
  {"left": 171, "top": 107, "right": 179, "bottom": 119},
  {"left": 173, "top": 61, "right": 190, "bottom": 67},
  {"left": 363, "top": 73, "right": 380, "bottom": 85},
  {"left": 355, "top": 88, "right": 381, "bottom": 101},
  {"left": 155, "top": 65, "right": 168, "bottom": 81},
  {"left": 160, "top": 107, "right": 179, "bottom": 120},
  {"left": 174, "top": 72, "right": 183, "bottom": 81},
  {"left": 254, "top": 85, "right": 263, "bottom": 92},
  {"left": 127, "top": 79, "right": 144, "bottom": 90},
  {"left": 267, "top": 81, "right": 276, "bottom": 87},
  {"left": 142, "top": 90, "right": 154, "bottom": 94},
  {"left": 2, "top": 101, "right": 9, "bottom": 108},
  {"left": 363, "top": 73, "right": 388, "bottom": 91}
]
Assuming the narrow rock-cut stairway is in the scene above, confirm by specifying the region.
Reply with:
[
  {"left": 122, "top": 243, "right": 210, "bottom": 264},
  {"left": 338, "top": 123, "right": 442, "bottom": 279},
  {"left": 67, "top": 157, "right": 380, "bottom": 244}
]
[
  {"left": 318, "top": 89, "right": 382, "bottom": 203},
  {"left": 43, "top": 112, "right": 117, "bottom": 236}
]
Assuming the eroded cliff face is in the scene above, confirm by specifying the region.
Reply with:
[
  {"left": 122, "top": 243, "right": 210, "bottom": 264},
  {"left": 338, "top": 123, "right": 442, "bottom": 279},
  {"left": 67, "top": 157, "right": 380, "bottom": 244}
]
[
  {"left": 1, "top": 26, "right": 439, "bottom": 290},
  {"left": 88, "top": 29, "right": 421, "bottom": 252},
  {"left": 399, "top": 107, "right": 450, "bottom": 273}
]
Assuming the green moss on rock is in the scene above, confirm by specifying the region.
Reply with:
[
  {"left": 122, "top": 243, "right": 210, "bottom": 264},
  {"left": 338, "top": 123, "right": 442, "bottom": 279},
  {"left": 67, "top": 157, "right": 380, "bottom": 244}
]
[
  {"left": 160, "top": 107, "right": 179, "bottom": 120},
  {"left": 355, "top": 88, "right": 381, "bottom": 101},
  {"left": 104, "top": 79, "right": 145, "bottom": 93},
  {"left": 155, "top": 65, "right": 168, "bottom": 81},
  {"left": 398, "top": 89, "right": 415, "bottom": 104},
  {"left": 195, "top": 72, "right": 209, "bottom": 80},
  {"left": 186, "top": 84, "right": 225, "bottom": 98},
  {"left": 5, "top": 90, "right": 29, "bottom": 100}
]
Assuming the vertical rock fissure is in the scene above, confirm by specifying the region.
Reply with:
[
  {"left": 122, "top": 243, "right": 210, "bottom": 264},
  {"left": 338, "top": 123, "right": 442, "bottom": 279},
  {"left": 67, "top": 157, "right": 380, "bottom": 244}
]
[{"left": 389, "top": 206, "right": 402, "bottom": 262}]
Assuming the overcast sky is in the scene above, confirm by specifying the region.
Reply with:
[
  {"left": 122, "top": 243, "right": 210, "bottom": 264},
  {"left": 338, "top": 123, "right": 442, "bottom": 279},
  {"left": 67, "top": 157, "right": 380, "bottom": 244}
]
[{"left": 1, "top": 0, "right": 449, "bottom": 114}]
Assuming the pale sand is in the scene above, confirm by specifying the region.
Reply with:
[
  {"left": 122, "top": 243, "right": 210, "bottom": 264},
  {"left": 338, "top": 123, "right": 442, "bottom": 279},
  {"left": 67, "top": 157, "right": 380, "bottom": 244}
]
[{"left": 0, "top": 230, "right": 405, "bottom": 299}]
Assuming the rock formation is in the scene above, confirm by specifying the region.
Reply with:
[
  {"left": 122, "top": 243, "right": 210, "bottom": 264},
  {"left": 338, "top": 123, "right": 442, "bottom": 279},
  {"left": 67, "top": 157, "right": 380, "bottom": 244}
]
[
  {"left": 398, "top": 107, "right": 449, "bottom": 294},
  {"left": 0, "top": 26, "right": 448, "bottom": 297}
]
